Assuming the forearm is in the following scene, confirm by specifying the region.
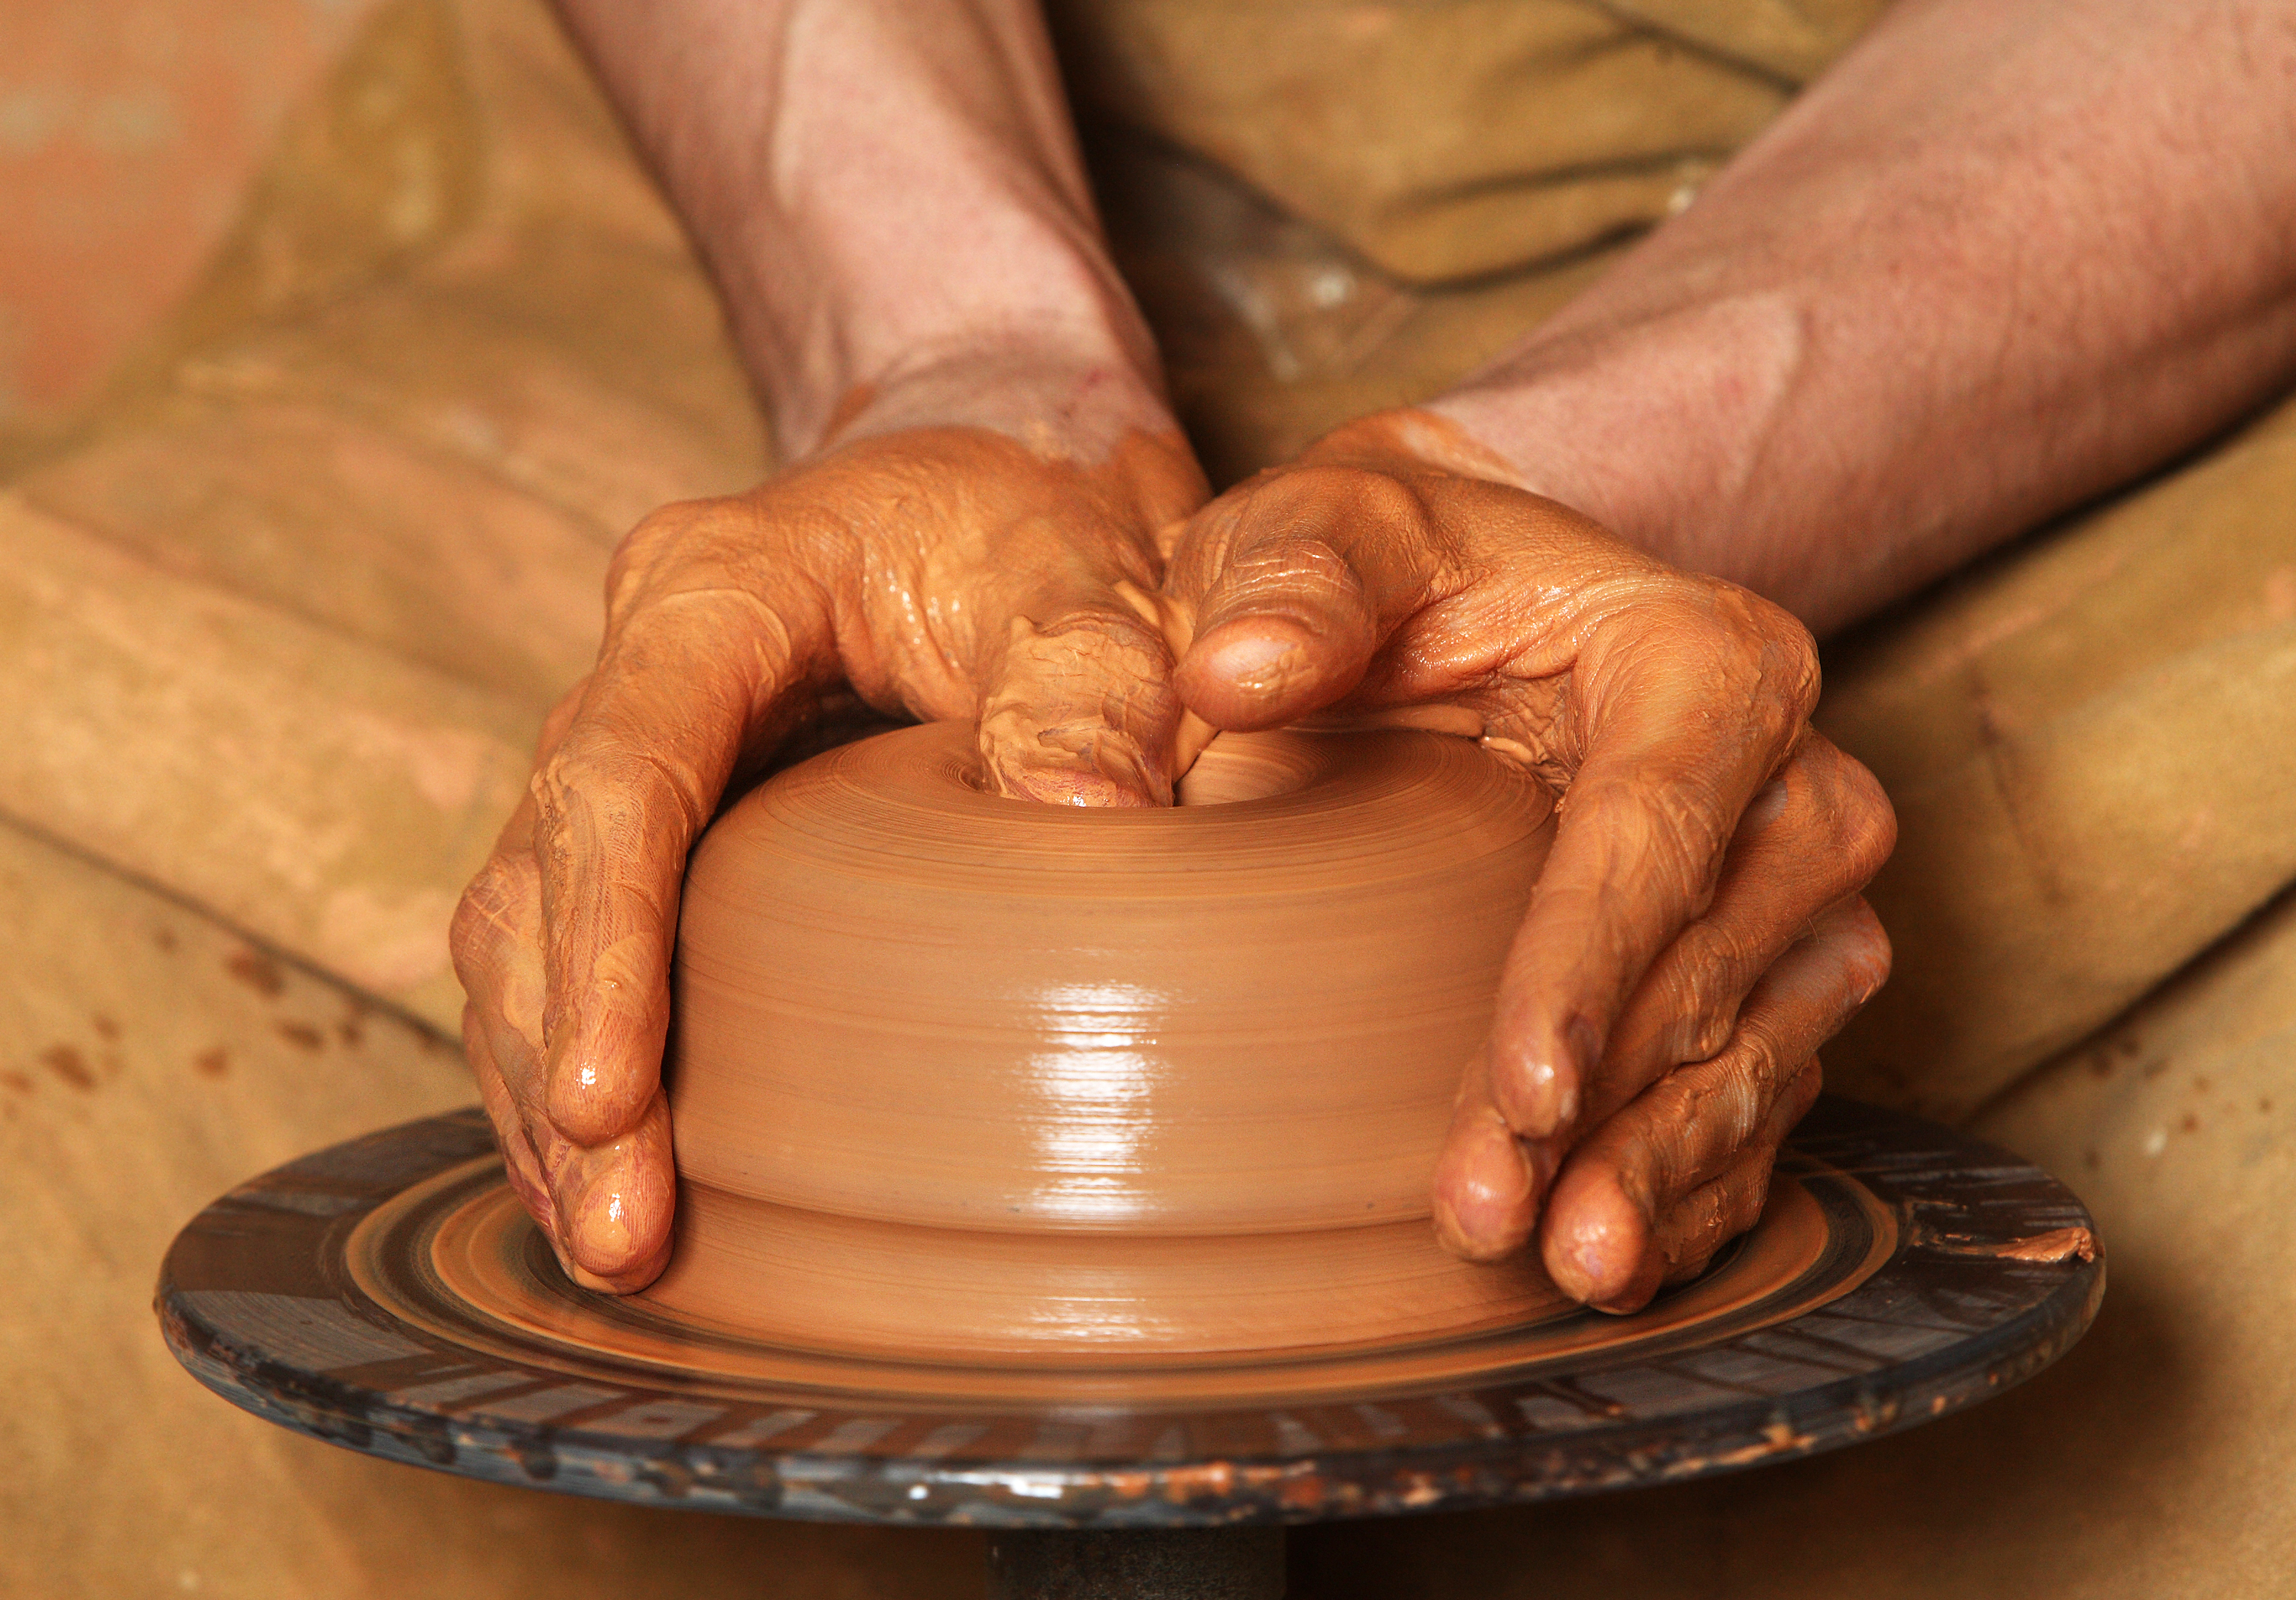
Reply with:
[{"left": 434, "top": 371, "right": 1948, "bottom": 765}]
[
  {"left": 553, "top": 0, "right": 1171, "bottom": 458},
  {"left": 1432, "top": 0, "right": 2296, "bottom": 634}
]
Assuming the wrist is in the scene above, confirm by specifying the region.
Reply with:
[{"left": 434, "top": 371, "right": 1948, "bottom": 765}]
[
  {"left": 718, "top": 210, "right": 1177, "bottom": 462},
  {"left": 559, "top": 0, "right": 1169, "bottom": 464},
  {"left": 795, "top": 328, "right": 1181, "bottom": 469},
  {"left": 1424, "top": 293, "right": 1807, "bottom": 580},
  {"left": 768, "top": 361, "right": 1207, "bottom": 543},
  {"left": 699, "top": 123, "right": 1171, "bottom": 462}
]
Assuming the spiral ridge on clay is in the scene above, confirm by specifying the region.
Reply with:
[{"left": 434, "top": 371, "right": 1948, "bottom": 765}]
[{"left": 655, "top": 723, "right": 1563, "bottom": 1357}]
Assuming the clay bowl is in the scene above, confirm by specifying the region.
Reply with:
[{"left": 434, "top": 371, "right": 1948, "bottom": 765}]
[{"left": 645, "top": 721, "right": 1562, "bottom": 1363}]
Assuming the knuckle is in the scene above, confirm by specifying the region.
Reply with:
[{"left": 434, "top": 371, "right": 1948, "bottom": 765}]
[
  {"left": 1770, "top": 624, "right": 1822, "bottom": 722},
  {"left": 1783, "top": 1056, "right": 1825, "bottom": 1119},
  {"left": 1167, "top": 495, "right": 1252, "bottom": 588},
  {"left": 1835, "top": 759, "right": 1899, "bottom": 880},
  {"left": 1799, "top": 736, "right": 1897, "bottom": 881},
  {"left": 613, "top": 496, "right": 740, "bottom": 570},
  {"left": 1208, "top": 539, "right": 1371, "bottom": 633},
  {"left": 1257, "top": 464, "right": 1420, "bottom": 527},
  {"left": 532, "top": 742, "right": 657, "bottom": 846},
  {"left": 1682, "top": 995, "right": 1740, "bottom": 1063},
  {"left": 1670, "top": 581, "right": 1821, "bottom": 726},
  {"left": 530, "top": 744, "right": 596, "bottom": 822},
  {"left": 1715, "top": 1026, "right": 1790, "bottom": 1127},
  {"left": 603, "top": 497, "right": 772, "bottom": 620},
  {"left": 1230, "top": 530, "right": 1355, "bottom": 591},
  {"left": 1715, "top": 581, "right": 1821, "bottom": 719},
  {"left": 1658, "top": 932, "right": 1750, "bottom": 1062},
  {"left": 450, "top": 860, "right": 527, "bottom": 967},
  {"left": 1577, "top": 770, "right": 1735, "bottom": 903},
  {"left": 1835, "top": 900, "right": 1895, "bottom": 1004},
  {"left": 1730, "top": 1052, "right": 1782, "bottom": 1140},
  {"left": 1202, "top": 468, "right": 1426, "bottom": 591}
]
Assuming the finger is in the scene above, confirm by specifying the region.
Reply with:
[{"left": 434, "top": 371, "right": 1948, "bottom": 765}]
[
  {"left": 1481, "top": 586, "right": 1821, "bottom": 1154},
  {"left": 1580, "top": 734, "right": 1893, "bottom": 1128},
  {"left": 1163, "top": 467, "right": 1434, "bottom": 731},
  {"left": 1557, "top": 1063, "right": 1818, "bottom": 1314},
  {"left": 454, "top": 682, "right": 595, "bottom": 1260},
  {"left": 1430, "top": 1047, "right": 1553, "bottom": 1262},
  {"left": 458, "top": 863, "right": 675, "bottom": 1293},
  {"left": 451, "top": 750, "right": 558, "bottom": 1236},
  {"left": 1649, "top": 1145, "right": 1781, "bottom": 1291},
  {"left": 974, "top": 587, "right": 1188, "bottom": 807},
  {"left": 533, "top": 577, "right": 827, "bottom": 1280},
  {"left": 1538, "top": 900, "right": 1887, "bottom": 1307},
  {"left": 539, "top": 1089, "right": 678, "bottom": 1294},
  {"left": 465, "top": 1002, "right": 556, "bottom": 1241}
]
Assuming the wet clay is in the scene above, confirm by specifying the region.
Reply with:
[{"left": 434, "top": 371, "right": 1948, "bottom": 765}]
[
  {"left": 647, "top": 722, "right": 1564, "bottom": 1357},
  {"left": 356, "top": 1149, "right": 1875, "bottom": 1399}
]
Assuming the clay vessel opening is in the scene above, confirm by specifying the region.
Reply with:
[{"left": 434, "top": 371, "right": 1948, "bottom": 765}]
[{"left": 951, "top": 727, "right": 1330, "bottom": 806}]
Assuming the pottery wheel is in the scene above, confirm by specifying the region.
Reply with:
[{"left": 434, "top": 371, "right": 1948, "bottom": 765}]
[{"left": 158, "top": 1095, "right": 2099, "bottom": 1588}]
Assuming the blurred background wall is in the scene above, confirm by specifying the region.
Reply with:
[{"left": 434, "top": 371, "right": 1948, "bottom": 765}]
[{"left": 0, "top": 0, "right": 380, "bottom": 468}]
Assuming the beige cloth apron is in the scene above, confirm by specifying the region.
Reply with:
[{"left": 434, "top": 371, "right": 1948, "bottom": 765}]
[{"left": 3, "top": 1, "right": 2290, "bottom": 1594}]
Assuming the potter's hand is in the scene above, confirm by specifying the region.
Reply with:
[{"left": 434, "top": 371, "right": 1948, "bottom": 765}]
[
  {"left": 452, "top": 421, "right": 1207, "bottom": 1290},
  {"left": 1161, "top": 410, "right": 1895, "bottom": 1312}
]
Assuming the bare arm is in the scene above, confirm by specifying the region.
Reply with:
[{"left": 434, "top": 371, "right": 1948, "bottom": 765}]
[
  {"left": 553, "top": 0, "right": 1169, "bottom": 456},
  {"left": 1432, "top": 0, "right": 2296, "bottom": 633}
]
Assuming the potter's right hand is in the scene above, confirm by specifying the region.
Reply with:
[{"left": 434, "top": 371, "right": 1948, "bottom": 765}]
[{"left": 451, "top": 415, "right": 1208, "bottom": 1291}]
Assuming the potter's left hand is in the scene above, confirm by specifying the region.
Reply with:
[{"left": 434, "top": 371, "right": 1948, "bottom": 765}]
[{"left": 1161, "top": 410, "right": 1896, "bottom": 1311}]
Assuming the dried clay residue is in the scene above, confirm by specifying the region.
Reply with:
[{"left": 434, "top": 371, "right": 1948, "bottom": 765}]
[
  {"left": 226, "top": 948, "right": 286, "bottom": 998},
  {"left": 41, "top": 1045, "right": 96, "bottom": 1092},
  {"left": 1926, "top": 1224, "right": 2098, "bottom": 1264}
]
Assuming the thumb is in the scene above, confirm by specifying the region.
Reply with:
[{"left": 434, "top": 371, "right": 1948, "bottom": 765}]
[
  {"left": 974, "top": 587, "right": 1189, "bottom": 806},
  {"left": 1163, "top": 465, "right": 1430, "bottom": 731}
]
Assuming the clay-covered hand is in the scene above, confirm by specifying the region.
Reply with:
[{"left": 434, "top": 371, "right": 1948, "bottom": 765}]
[
  {"left": 451, "top": 422, "right": 1207, "bottom": 1291},
  {"left": 1160, "top": 410, "right": 1896, "bottom": 1312}
]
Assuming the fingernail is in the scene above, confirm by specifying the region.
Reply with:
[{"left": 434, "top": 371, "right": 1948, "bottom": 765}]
[
  {"left": 542, "top": 1027, "right": 585, "bottom": 1105},
  {"left": 1172, "top": 709, "right": 1218, "bottom": 776},
  {"left": 1435, "top": 1203, "right": 1526, "bottom": 1264},
  {"left": 1552, "top": 1213, "right": 1631, "bottom": 1307},
  {"left": 1205, "top": 624, "right": 1311, "bottom": 697},
  {"left": 549, "top": 1162, "right": 620, "bottom": 1275},
  {"left": 1550, "top": 1017, "right": 1601, "bottom": 1130},
  {"left": 1744, "top": 776, "right": 1791, "bottom": 830},
  {"left": 1433, "top": 1125, "right": 1548, "bottom": 1262},
  {"left": 1514, "top": 1054, "right": 1580, "bottom": 1141},
  {"left": 1551, "top": 1184, "right": 1654, "bottom": 1311},
  {"left": 1550, "top": 1241, "right": 1603, "bottom": 1305},
  {"left": 566, "top": 1171, "right": 641, "bottom": 1275},
  {"left": 1567, "top": 1015, "right": 1600, "bottom": 1081}
]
